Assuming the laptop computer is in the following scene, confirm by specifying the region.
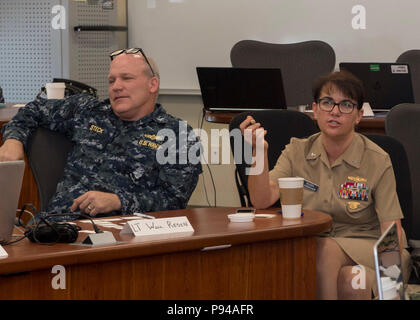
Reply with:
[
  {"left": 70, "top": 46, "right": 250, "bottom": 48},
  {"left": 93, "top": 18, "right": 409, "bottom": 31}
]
[
  {"left": 339, "top": 62, "right": 414, "bottom": 112},
  {"left": 0, "top": 160, "right": 25, "bottom": 245},
  {"left": 196, "top": 67, "right": 287, "bottom": 111},
  {"left": 373, "top": 222, "right": 405, "bottom": 300}
]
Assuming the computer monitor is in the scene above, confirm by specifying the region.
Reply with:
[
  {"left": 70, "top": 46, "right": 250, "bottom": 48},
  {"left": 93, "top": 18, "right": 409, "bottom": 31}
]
[
  {"left": 196, "top": 67, "right": 287, "bottom": 111},
  {"left": 339, "top": 62, "right": 414, "bottom": 111},
  {"left": 0, "top": 160, "right": 25, "bottom": 244},
  {"left": 373, "top": 222, "right": 405, "bottom": 300}
]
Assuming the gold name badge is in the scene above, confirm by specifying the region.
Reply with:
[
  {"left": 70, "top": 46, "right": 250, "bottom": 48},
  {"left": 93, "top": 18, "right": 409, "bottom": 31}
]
[
  {"left": 348, "top": 176, "right": 367, "bottom": 183},
  {"left": 138, "top": 139, "right": 160, "bottom": 150},
  {"left": 89, "top": 124, "right": 104, "bottom": 134}
]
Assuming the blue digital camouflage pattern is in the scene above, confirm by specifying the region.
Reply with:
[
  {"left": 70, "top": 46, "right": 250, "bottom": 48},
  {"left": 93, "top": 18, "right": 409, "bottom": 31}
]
[{"left": 2, "top": 93, "right": 202, "bottom": 219}]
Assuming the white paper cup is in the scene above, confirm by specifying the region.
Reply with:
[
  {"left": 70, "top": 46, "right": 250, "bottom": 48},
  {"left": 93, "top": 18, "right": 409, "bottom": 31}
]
[
  {"left": 46, "top": 82, "right": 65, "bottom": 99},
  {"left": 298, "top": 105, "right": 306, "bottom": 112},
  {"left": 278, "top": 177, "right": 304, "bottom": 219},
  {"left": 381, "top": 277, "right": 399, "bottom": 300}
]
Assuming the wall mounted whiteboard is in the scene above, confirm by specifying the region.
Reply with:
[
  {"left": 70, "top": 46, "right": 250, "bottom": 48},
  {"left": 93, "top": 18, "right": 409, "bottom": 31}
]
[{"left": 127, "top": 0, "right": 420, "bottom": 91}]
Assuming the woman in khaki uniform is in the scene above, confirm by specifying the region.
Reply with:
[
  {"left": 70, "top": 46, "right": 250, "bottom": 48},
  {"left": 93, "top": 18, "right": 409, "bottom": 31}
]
[{"left": 240, "top": 71, "right": 410, "bottom": 299}]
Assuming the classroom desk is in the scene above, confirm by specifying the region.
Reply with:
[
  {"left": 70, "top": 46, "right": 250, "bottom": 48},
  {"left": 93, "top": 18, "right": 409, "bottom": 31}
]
[
  {"left": 0, "top": 104, "right": 40, "bottom": 210},
  {"left": 0, "top": 207, "right": 332, "bottom": 300},
  {"left": 205, "top": 110, "right": 387, "bottom": 135}
]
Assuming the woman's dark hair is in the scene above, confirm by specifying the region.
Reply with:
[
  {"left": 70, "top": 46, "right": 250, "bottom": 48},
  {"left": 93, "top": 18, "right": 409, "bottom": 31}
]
[{"left": 312, "top": 71, "right": 365, "bottom": 109}]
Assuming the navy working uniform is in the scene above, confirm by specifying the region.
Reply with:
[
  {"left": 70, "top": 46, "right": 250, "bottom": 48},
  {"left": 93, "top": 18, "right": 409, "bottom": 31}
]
[{"left": 1, "top": 93, "right": 202, "bottom": 218}]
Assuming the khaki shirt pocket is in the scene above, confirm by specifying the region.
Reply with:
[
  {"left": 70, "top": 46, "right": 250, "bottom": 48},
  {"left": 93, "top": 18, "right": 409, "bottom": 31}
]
[{"left": 344, "top": 201, "right": 374, "bottom": 223}]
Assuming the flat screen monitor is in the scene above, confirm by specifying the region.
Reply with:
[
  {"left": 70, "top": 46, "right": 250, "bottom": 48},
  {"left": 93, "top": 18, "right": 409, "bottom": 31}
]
[
  {"left": 0, "top": 160, "right": 25, "bottom": 245},
  {"left": 196, "top": 67, "right": 287, "bottom": 111},
  {"left": 339, "top": 62, "right": 414, "bottom": 111}
]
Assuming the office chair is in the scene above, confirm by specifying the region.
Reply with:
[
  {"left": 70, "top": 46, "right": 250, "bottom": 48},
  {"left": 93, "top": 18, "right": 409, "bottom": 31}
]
[
  {"left": 385, "top": 104, "right": 420, "bottom": 242},
  {"left": 396, "top": 50, "right": 420, "bottom": 103},
  {"left": 230, "top": 40, "right": 335, "bottom": 107},
  {"left": 364, "top": 134, "right": 413, "bottom": 241},
  {"left": 26, "top": 128, "right": 74, "bottom": 212},
  {"left": 229, "top": 110, "right": 319, "bottom": 207},
  {"left": 385, "top": 103, "right": 420, "bottom": 283},
  {"left": 385, "top": 105, "right": 420, "bottom": 283}
]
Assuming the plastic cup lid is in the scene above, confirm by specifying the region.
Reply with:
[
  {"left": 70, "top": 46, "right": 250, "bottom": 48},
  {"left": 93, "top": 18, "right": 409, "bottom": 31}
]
[
  {"left": 228, "top": 213, "right": 255, "bottom": 222},
  {"left": 46, "top": 82, "right": 65, "bottom": 88}
]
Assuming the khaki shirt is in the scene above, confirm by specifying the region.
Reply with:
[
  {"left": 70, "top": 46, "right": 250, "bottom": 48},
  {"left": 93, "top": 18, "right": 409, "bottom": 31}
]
[{"left": 269, "top": 132, "right": 404, "bottom": 240}]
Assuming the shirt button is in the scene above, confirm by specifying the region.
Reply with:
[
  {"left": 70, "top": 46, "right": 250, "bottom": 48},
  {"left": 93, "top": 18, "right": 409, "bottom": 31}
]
[{"left": 328, "top": 174, "right": 332, "bottom": 179}]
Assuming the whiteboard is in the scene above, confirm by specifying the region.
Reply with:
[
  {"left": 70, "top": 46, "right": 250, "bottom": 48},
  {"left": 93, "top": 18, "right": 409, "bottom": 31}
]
[{"left": 128, "top": 0, "right": 420, "bottom": 91}]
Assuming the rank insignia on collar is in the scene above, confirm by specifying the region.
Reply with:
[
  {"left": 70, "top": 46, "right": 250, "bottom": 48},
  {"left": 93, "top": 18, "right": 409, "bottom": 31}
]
[{"left": 339, "top": 181, "right": 369, "bottom": 201}]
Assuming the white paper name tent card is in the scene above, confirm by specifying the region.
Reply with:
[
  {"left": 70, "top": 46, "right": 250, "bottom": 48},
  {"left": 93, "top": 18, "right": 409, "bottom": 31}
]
[{"left": 120, "top": 216, "right": 194, "bottom": 239}]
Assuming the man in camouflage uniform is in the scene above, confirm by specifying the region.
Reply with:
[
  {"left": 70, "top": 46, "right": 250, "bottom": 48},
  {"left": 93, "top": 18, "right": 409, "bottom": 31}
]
[{"left": 0, "top": 49, "right": 202, "bottom": 219}]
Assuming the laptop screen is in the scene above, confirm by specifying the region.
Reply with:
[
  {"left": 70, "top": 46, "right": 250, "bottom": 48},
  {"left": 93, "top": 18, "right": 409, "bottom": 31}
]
[
  {"left": 0, "top": 160, "right": 25, "bottom": 245},
  {"left": 196, "top": 67, "right": 287, "bottom": 111},
  {"left": 373, "top": 222, "right": 405, "bottom": 300},
  {"left": 339, "top": 63, "right": 414, "bottom": 111}
]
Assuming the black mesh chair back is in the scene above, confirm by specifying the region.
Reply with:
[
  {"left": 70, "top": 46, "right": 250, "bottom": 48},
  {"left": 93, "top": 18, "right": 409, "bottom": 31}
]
[
  {"left": 396, "top": 50, "right": 420, "bottom": 103},
  {"left": 366, "top": 133, "right": 417, "bottom": 283},
  {"left": 26, "top": 128, "right": 74, "bottom": 212},
  {"left": 229, "top": 110, "right": 319, "bottom": 207},
  {"left": 230, "top": 40, "right": 335, "bottom": 107},
  {"left": 364, "top": 134, "right": 413, "bottom": 240},
  {"left": 386, "top": 104, "right": 420, "bottom": 241}
]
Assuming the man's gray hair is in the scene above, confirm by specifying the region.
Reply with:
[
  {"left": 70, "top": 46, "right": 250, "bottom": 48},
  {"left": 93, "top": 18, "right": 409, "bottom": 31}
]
[{"left": 144, "top": 57, "right": 160, "bottom": 80}]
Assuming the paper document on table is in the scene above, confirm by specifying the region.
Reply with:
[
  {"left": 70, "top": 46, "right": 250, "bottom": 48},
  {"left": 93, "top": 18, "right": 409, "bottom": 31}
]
[{"left": 0, "top": 245, "right": 8, "bottom": 259}]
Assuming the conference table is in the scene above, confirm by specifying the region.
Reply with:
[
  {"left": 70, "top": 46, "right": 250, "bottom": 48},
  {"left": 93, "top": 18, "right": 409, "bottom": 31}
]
[{"left": 0, "top": 207, "right": 332, "bottom": 300}]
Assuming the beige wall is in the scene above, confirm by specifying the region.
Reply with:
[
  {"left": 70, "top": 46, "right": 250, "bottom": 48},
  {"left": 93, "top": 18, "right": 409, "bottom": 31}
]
[{"left": 157, "top": 93, "right": 241, "bottom": 208}]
